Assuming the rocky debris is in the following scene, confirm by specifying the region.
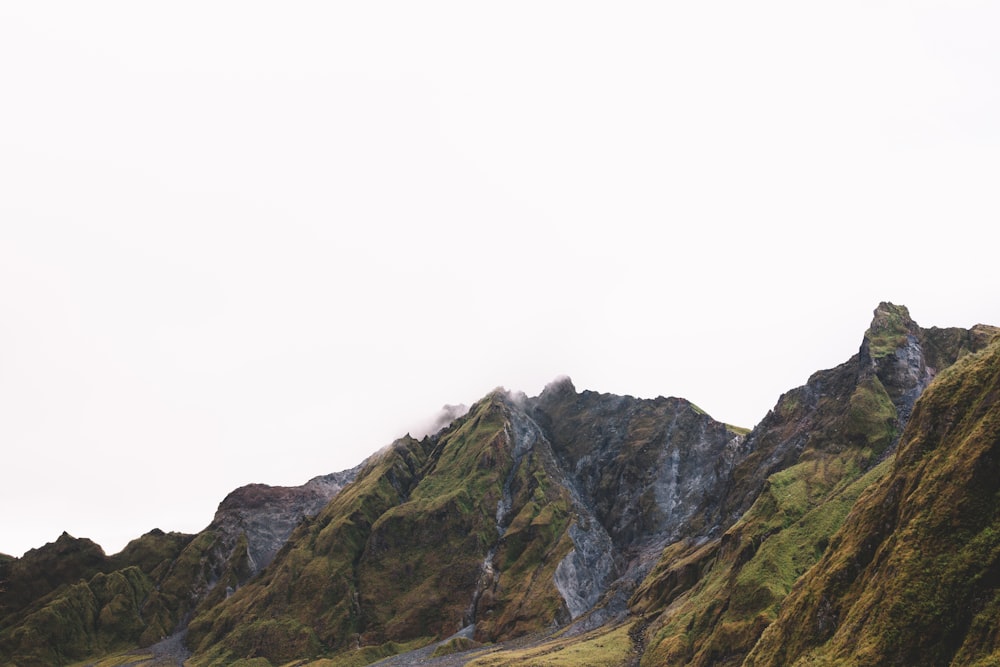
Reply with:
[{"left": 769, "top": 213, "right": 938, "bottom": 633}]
[{"left": 101, "top": 631, "right": 191, "bottom": 667}]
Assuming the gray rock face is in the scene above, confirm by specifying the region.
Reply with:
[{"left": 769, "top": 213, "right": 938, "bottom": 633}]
[
  {"left": 508, "top": 378, "right": 749, "bottom": 623},
  {"left": 553, "top": 520, "right": 616, "bottom": 619},
  {"left": 209, "top": 465, "right": 361, "bottom": 575},
  {"left": 719, "top": 303, "right": 998, "bottom": 527},
  {"left": 528, "top": 378, "right": 746, "bottom": 551}
]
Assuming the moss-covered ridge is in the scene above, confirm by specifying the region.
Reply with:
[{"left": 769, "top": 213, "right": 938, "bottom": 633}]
[
  {"left": 629, "top": 303, "right": 997, "bottom": 666},
  {"left": 183, "top": 392, "right": 584, "bottom": 665},
  {"left": 0, "top": 473, "right": 357, "bottom": 666},
  {"left": 0, "top": 530, "right": 193, "bottom": 667},
  {"left": 746, "top": 337, "right": 1000, "bottom": 667}
]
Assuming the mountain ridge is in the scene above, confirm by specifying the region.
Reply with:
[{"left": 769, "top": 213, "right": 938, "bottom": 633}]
[{"left": 2, "top": 302, "right": 998, "bottom": 667}]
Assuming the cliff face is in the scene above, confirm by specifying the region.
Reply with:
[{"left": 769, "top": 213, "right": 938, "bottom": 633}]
[
  {"left": 2, "top": 303, "right": 998, "bottom": 667},
  {"left": 210, "top": 467, "right": 360, "bottom": 577}
]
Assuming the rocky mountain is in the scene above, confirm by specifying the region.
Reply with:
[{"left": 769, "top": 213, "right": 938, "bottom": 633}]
[
  {"left": 745, "top": 333, "right": 1000, "bottom": 667},
  {"left": 0, "top": 470, "right": 358, "bottom": 665},
  {"left": 1, "top": 303, "right": 998, "bottom": 667},
  {"left": 181, "top": 382, "right": 748, "bottom": 665},
  {"left": 629, "top": 303, "right": 999, "bottom": 666}
]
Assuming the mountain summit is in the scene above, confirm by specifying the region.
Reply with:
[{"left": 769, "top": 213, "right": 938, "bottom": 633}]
[{"left": 2, "top": 304, "right": 998, "bottom": 667}]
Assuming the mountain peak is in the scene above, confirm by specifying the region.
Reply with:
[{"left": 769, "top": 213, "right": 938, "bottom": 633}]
[
  {"left": 864, "top": 301, "right": 918, "bottom": 359},
  {"left": 870, "top": 301, "right": 915, "bottom": 329},
  {"left": 539, "top": 375, "right": 576, "bottom": 398}
]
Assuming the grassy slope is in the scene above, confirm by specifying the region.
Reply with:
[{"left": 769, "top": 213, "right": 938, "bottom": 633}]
[
  {"left": 631, "top": 304, "right": 995, "bottom": 667},
  {"left": 746, "top": 339, "right": 1000, "bottom": 667},
  {"left": 185, "top": 432, "right": 435, "bottom": 666},
  {"left": 630, "top": 363, "right": 899, "bottom": 666},
  {"left": 187, "top": 392, "right": 577, "bottom": 666},
  {"left": 465, "top": 622, "right": 634, "bottom": 667},
  {"left": 0, "top": 531, "right": 196, "bottom": 667}
]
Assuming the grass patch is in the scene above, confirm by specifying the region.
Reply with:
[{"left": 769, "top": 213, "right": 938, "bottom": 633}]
[
  {"left": 300, "top": 637, "right": 433, "bottom": 666},
  {"left": 466, "top": 623, "right": 633, "bottom": 667},
  {"left": 431, "top": 636, "right": 483, "bottom": 657},
  {"left": 67, "top": 653, "right": 155, "bottom": 667},
  {"left": 864, "top": 302, "right": 913, "bottom": 359}
]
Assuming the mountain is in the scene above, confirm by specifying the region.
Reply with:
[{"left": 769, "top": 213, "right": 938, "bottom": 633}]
[
  {"left": 1, "top": 303, "right": 997, "bottom": 667},
  {"left": 0, "top": 470, "right": 357, "bottom": 666},
  {"left": 629, "top": 303, "right": 998, "bottom": 666},
  {"left": 745, "top": 333, "right": 1000, "bottom": 667},
  {"left": 182, "top": 383, "right": 747, "bottom": 665}
]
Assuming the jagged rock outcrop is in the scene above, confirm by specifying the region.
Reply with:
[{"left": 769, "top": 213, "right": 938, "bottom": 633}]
[
  {"left": 531, "top": 376, "right": 748, "bottom": 551},
  {"left": 527, "top": 378, "right": 748, "bottom": 631},
  {"left": 717, "top": 302, "right": 987, "bottom": 526}
]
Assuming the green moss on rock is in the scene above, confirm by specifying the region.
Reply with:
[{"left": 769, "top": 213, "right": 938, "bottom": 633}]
[{"left": 746, "top": 340, "right": 1000, "bottom": 667}]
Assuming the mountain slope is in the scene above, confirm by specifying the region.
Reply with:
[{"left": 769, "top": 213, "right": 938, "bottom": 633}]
[
  {"left": 0, "top": 472, "right": 356, "bottom": 666},
  {"left": 185, "top": 387, "right": 747, "bottom": 665},
  {"left": 629, "top": 303, "right": 998, "bottom": 666},
  {"left": 746, "top": 337, "right": 1000, "bottom": 667}
]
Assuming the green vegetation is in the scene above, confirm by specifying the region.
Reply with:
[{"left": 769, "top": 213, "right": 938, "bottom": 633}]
[
  {"left": 185, "top": 392, "right": 581, "bottom": 665},
  {"left": 5, "top": 305, "right": 997, "bottom": 667},
  {"left": 726, "top": 424, "right": 752, "bottom": 436},
  {"left": 431, "top": 635, "right": 483, "bottom": 657},
  {"left": 185, "top": 433, "right": 433, "bottom": 666},
  {"left": 67, "top": 652, "right": 155, "bottom": 667},
  {"left": 635, "top": 456, "right": 891, "bottom": 667},
  {"left": 465, "top": 622, "right": 633, "bottom": 667},
  {"left": 477, "top": 450, "right": 575, "bottom": 641},
  {"left": 628, "top": 301, "right": 976, "bottom": 666},
  {"left": 864, "top": 301, "right": 914, "bottom": 359},
  {"left": 291, "top": 637, "right": 432, "bottom": 667},
  {"left": 843, "top": 375, "right": 896, "bottom": 455},
  {"left": 0, "top": 567, "right": 155, "bottom": 666},
  {"left": 746, "top": 340, "right": 1000, "bottom": 666}
]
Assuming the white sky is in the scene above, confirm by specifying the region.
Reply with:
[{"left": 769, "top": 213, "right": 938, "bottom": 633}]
[{"left": 2, "top": 2, "right": 998, "bottom": 558}]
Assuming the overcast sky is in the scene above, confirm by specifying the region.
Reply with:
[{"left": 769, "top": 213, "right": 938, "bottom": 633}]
[{"left": 2, "top": 2, "right": 998, "bottom": 558}]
